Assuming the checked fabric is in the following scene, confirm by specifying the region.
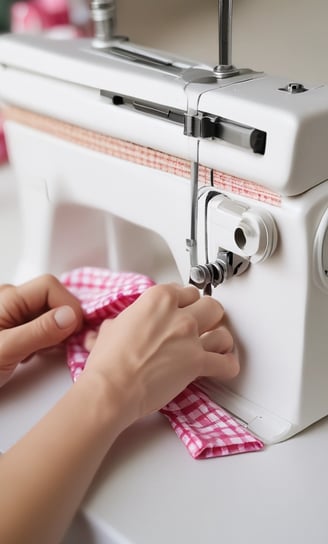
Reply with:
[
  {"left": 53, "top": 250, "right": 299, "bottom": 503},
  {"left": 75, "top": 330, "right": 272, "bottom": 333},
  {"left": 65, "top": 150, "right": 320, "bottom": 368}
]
[{"left": 61, "top": 267, "right": 264, "bottom": 459}]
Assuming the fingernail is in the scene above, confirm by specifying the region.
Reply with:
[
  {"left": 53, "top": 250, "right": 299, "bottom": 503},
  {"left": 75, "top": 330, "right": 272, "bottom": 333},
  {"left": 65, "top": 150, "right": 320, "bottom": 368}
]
[{"left": 54, "top": 306, "right": 76, "bottom": 329}]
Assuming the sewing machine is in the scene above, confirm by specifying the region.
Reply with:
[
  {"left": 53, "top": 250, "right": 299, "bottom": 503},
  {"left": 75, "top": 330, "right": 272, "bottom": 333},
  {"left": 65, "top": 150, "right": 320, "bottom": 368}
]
[{"left": 0, "top": 0, "right": 328, "bottom": 445}]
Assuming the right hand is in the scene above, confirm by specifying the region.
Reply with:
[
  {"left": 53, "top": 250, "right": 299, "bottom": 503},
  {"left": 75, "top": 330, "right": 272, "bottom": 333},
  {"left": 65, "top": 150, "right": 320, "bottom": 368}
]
[{"left": 83, "top": 283, "right": 239, "bottom": 428}]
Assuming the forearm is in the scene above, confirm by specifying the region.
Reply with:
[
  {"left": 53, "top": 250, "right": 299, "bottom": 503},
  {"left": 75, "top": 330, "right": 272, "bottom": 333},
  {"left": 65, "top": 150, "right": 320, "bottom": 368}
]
[
  {"left": 0, "top": 372, "right": 126, "bottom": 544},
  {"left": 0, "top": 281, "right": 238, "bottom": 543}
]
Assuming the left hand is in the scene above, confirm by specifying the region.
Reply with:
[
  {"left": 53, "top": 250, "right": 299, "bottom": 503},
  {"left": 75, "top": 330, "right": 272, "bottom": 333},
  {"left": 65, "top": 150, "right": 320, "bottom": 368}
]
[{"left": 0, "top": 274, "right": 83, "bottom": 387}]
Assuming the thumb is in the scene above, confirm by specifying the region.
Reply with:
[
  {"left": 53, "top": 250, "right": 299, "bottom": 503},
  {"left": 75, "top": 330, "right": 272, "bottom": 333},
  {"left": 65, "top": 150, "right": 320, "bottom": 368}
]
[{"left": 0, "top": 305, "right": 79, "bottom": 367}]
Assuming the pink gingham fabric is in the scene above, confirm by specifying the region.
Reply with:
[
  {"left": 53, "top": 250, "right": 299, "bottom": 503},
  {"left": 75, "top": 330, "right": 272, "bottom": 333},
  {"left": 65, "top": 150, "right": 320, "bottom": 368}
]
[
  {"left": 61, "top": 267, "right": 155, "bottom": 381},
  {"left": 161, "top": 384, "right": 263, "bottom": 458},
  {"left": 61, "top": 267, "right": 264, "bottom": 459}
]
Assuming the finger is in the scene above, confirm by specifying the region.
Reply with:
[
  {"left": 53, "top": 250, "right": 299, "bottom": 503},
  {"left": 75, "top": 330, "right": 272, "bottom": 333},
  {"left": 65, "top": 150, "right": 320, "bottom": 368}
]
[
  {"left": 0, "top": 305, "right": 79, "bottom": 366},
  {"left": 201, "top": 350, "right": 240, "bottom": 381},
  {"left": 0, "top": 283, "right": 13, "bottom": 293},
  {"left": 0, "top": 367, "right": 15, "bottom": 388},
  {"left": 136, "top": 283, "right": 199, "bottom": 317},
  {"left": 201, "top": 327, "right": 234, "bottom": 354},
  {"left": 185, "top": 296, "right": 224, "bottom": 335},
  {"left": 16, "top": 274, "right": 83, "bottom": 327},
  {"left": 177, "top": 284, "right": 200, "bottom": 308}
]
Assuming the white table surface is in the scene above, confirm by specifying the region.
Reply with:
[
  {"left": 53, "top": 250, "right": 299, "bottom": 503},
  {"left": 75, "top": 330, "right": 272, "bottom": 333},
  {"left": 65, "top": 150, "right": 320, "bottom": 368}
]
[{"left": 1, "top": 165, "right": 328, "bottom": 544}]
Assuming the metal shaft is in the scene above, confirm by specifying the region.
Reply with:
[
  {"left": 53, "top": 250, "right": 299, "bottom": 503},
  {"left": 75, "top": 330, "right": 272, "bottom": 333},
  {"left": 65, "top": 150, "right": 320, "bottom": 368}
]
[
  {"left": 214, "top": 0, "right": 239, "bottom": 78},
  {"left": 218, "top": 0, "right": 232, "bottom": 67},
  {"left": 91, "top": 0, "right": 116, "bottom": 47}
]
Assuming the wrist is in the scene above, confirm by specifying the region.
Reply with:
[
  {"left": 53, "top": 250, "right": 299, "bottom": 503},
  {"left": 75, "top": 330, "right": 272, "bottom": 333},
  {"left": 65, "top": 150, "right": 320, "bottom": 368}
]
[{"left": 75, "top": 368, "right": 138, "bottom": 439}]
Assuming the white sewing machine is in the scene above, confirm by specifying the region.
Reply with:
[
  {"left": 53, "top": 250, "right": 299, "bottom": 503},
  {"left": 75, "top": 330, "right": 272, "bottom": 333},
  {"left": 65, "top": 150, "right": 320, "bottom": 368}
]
[{"left": 0, "top": 0, "right": 328, "bottom": 444}]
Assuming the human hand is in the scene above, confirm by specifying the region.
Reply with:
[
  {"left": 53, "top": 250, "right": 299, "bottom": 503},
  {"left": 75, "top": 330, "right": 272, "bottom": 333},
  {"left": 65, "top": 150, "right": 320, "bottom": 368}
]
[
  {"left": 83, "top": 283, "right": 239, "bottom": 428},
  {"left": 0, "top": 274, "right": 83, "bottom": 387}
]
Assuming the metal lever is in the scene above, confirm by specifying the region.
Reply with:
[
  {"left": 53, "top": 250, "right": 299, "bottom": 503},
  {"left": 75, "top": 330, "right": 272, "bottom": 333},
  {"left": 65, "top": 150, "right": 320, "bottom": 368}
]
[{"left": 214, "top": 0, "right": 239, "bottom": 78}]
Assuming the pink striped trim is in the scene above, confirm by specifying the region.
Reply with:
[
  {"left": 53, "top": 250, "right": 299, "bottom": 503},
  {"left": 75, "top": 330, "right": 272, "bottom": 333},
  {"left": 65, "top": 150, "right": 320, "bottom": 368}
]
[{"left": 4, "top": 105, "right": 281, "bottom": 206}]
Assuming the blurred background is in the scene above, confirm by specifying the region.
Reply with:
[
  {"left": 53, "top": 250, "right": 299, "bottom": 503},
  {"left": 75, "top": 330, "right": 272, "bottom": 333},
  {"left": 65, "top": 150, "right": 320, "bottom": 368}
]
[{"left": 116, "top": 0, "right": 328, "bottom": 84}]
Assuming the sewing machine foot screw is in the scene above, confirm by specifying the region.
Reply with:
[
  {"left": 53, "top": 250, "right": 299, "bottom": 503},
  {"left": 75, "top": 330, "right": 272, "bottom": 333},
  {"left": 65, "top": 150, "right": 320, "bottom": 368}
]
[
  {"left": 190, "top": 262, "right": 224, "bottom": 289},
  {"left": 190, "top": 250, "right": 249, "bottom": 290}
]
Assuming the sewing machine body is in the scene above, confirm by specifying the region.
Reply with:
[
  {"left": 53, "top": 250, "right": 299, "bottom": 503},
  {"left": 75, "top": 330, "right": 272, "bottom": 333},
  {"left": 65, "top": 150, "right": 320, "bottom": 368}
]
[{"left": 1, "top": 33, "right": 328, "bottom": 443}]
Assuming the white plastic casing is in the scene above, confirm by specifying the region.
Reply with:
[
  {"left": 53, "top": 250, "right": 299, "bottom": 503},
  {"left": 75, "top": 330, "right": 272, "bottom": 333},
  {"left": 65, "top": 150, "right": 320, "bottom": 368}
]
[{"left": 204, "top": 193, "right": 278, "bottom": 263}]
